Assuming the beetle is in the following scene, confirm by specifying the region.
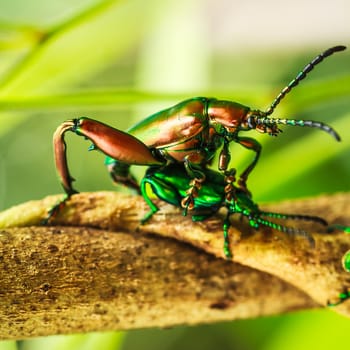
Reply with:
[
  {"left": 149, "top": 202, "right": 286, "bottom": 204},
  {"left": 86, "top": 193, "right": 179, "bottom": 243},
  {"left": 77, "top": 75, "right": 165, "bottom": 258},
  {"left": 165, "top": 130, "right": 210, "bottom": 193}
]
[
  {"left": 140, "top": 163, "right": 328, "bottom": 258},
  {"left": 50, "top": 122, "right": 328, "bottom": 258},
  {"left": 50, "top": 46, "right": 344, "bottom": 215}
]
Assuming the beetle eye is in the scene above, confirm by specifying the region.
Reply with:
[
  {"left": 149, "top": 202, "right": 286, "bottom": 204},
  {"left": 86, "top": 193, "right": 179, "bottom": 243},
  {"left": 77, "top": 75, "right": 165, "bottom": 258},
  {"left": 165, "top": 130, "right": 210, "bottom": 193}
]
[{"left": 247, "top": 116, "right": 256, "bottom": 129}]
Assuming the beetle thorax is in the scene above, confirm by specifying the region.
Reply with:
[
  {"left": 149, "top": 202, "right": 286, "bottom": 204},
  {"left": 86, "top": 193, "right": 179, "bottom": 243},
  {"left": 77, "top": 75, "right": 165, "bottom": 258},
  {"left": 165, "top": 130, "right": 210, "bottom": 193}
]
[{"left": 207, "top": 99, "right": 250, "bottom": 133}]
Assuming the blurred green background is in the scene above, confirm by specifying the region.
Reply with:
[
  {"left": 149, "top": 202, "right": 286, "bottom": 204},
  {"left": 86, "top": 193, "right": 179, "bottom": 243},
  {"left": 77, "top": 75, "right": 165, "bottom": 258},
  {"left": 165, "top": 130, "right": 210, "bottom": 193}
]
[{"left": 0, "top": 0, "right": 349, "bottom": 349}]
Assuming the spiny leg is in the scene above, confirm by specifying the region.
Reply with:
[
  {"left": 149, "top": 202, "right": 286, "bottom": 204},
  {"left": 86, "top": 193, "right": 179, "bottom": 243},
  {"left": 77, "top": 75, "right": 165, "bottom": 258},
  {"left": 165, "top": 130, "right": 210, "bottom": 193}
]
[
  {"left": 44, "top": 121, "right": 78, "bottom": 224},
  {"left": 181, "top": 177, "right": 205, "bottom": 216},
  {"left": 46, "top": 117, "right": 163, "bottom": 224},
  {"left": 223, "top": 168, "right": 237, "bottom": 202},
  {"left": 218, "top": 139, "right": 238, "bottom": 202},
  {"left": 181, "top": 158, "right": 206, "bottom": 215}
]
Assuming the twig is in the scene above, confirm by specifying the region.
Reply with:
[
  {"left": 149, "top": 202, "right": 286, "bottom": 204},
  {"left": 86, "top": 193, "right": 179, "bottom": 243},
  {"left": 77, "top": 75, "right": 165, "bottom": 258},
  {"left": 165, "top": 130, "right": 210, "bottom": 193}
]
[{"left": 0, "top": 192, "right": 348, "bottom": 339}]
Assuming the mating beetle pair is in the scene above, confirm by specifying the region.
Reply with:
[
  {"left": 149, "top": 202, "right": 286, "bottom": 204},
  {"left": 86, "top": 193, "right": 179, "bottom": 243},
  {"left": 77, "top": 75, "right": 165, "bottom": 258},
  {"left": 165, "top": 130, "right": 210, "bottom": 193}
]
[{"left": 49, "top": 45, "right": 345, "bottom": 258}]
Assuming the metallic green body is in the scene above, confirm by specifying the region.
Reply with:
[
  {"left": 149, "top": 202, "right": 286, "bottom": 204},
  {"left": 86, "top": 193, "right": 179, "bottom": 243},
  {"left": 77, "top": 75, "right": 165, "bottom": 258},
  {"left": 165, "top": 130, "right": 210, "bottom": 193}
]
[
  {"left": 140, "top": 163, "right": 327, "bottom": 258},
  {"left": 128, "top": 97, "right": 249, "bottom": 154}
]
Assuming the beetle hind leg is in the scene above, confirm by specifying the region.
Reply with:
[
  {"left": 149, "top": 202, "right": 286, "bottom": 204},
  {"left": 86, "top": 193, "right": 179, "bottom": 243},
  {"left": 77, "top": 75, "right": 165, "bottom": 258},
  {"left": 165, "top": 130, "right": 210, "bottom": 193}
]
[{"left": 181, "top": 177, "right": 205, "bottom": 215}]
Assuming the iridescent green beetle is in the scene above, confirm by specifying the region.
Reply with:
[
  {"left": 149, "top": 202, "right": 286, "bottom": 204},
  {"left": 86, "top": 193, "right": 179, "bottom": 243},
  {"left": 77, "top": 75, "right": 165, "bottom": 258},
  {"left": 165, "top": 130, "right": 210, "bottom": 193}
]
[
  {"left": 52, "top": 46, "right": 345, "bottom": 214},
  {"left": 49, "top": 122, "right": 328, "bottom": 258},
  {"left": 140, "top": 163, "right": 327, "bottom": 258}
]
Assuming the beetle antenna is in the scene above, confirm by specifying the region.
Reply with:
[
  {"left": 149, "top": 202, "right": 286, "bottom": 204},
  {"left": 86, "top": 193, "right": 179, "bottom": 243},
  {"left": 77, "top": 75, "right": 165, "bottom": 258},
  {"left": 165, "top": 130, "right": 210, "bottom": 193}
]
[
  {"left": 265, "top": 45, "right": 346, "bottom": 116},
  {"left": 255, "top": 116, "right": 341, "bottom": 141},
  {"left": 260, "top": 211, "right": 328, "bottom": 226},
  {"left": 254, "top": 215, "right": 316, "bottom": 247}
]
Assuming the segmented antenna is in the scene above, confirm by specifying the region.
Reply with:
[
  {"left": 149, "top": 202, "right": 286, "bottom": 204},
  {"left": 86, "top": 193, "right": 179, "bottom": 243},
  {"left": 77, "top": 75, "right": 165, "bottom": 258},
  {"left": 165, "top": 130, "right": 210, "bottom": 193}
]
[
  {"left": 256, "top": 116, "right": 341, "bottom": 141},
  {"left": 260, "top": 211, "right": 328, "bottom": 226},
  {"left": 265, "top": 45, "right": 346, "bottom": 116},
  {"left": 255, "top": 215, "right": 316, "bottom": 247}
]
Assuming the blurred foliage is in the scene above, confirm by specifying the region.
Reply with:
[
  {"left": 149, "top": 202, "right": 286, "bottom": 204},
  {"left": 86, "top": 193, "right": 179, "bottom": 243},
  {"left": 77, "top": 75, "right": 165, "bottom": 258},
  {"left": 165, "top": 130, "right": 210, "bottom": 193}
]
[{"left": 0, "top": 0, "right": 349, "bottom": 349}]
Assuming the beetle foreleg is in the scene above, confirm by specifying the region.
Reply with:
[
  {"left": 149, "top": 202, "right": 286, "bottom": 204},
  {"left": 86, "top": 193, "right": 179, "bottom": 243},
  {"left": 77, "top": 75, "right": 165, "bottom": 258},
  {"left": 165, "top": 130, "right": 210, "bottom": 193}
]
[
  {"left": 235, "top": 136, "right": 262, "bottom": 195},
  {"left": 218, "top": 139, "right": 231, "bottom": 172}
]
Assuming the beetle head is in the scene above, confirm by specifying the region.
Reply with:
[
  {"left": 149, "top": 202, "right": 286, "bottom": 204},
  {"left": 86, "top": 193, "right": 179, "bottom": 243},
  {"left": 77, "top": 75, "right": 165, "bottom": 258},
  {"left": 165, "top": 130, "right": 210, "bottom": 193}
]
[{"left": 244, "top": 111, "right": 282, "bottom": 136}]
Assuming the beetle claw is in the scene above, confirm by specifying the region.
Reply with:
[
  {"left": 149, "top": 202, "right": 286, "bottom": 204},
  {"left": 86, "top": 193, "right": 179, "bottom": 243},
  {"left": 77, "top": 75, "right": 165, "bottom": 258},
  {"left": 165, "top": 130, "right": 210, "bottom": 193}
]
[{"left": 42, "top": 193, "right": 74, "bottom": 225}]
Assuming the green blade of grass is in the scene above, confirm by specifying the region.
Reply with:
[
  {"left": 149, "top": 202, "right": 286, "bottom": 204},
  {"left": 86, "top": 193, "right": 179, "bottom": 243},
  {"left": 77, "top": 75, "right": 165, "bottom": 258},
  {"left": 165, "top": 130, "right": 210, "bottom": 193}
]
[{"left": 0, "top": 0, "right": 162, "bottom": 98}]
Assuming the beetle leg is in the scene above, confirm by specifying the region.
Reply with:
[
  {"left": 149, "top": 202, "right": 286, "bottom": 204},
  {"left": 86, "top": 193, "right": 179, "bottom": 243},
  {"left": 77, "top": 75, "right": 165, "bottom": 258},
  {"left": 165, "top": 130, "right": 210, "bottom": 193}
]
[
  {"left": 181, "top": 157, "right": 206, "bottom": 215},
  {"left": 140, "top": 175, "right": 160, "bottom": 224},
  {"left": 224, "top": 168, "right": 237, "bottom": 202},
  {"left": 105, "top": 157, "right": 140, "bottom": 193},
  {"left": 53, "top": 120, "right": 79, "bottom": 196},
  {"left": 181, "top": 177, "right": 204, "bottom": 215},
  {"left": 218, "top": 140, "right": 240, "bottom": 203},
  {"left": 43, "top": 120, "right": 79, "bottom": 224},
  {"left": 53, "top": 118, "right": 162, "bottom": 196},
  {"left": 45, "top": 118, "right": 163, "bottom": 224},
  {"left": 223, "top": 212, "right": 233, "bottom": 259},
  {"left": 218, "top": 138, "right": 231, "bottom": 172},
  {"left": 235, "top": 136, "right": 261, "bottom": 196}
]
